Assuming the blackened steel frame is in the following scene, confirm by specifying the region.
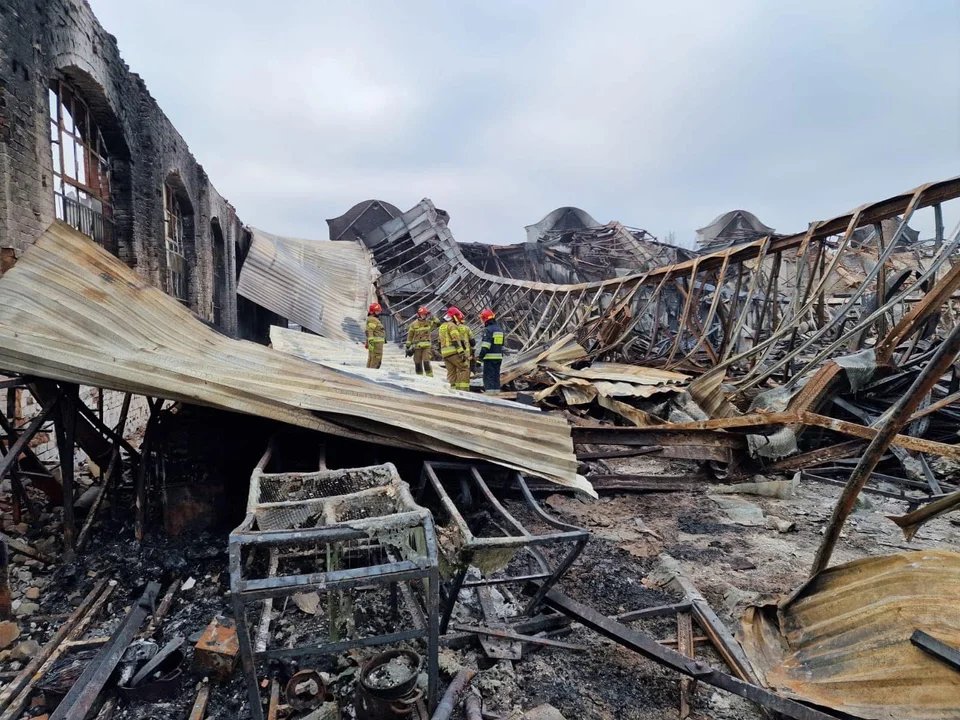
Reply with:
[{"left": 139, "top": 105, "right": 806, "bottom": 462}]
[
  {"left": 229, "top": 448, "right": 440, "bottom": 720},
  {"left": 417, "top": 461, "right": 589, "bottom": 634}
]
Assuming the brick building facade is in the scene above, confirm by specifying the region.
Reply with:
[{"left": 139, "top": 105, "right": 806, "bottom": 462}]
[
  {"left": 0, "top": 0, "right": 247, "bottom": 334},
  {"left": 0, "top": 0, "right": 286, "bottom": 457}
]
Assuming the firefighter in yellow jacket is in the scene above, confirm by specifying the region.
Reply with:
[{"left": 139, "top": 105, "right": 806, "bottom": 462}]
[
  {"left": 438, "top": 307, "right": 468, "bottom": 390},
  {"left": 406, "top": 306, "right": 435, "bottom": 376},
  {"left": 452, "top": 308, "right": 476, "bottom": 375},
  {"left": 364, "top": 302, "right": 385, "bottom": 369}
]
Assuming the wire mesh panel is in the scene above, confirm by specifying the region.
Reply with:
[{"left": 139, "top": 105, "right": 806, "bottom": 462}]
[{"left": 230, "top": 443, "right": 439, "bottom": 720}]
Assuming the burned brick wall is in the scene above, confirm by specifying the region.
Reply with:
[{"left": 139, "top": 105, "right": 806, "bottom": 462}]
[{"left": 0, "top": 0, "right": 239, "bottom": 335}]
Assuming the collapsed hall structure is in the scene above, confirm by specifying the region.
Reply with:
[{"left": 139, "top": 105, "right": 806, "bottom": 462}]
[{"left": 0, "top": 2, "right": 959, "bottom": 720}]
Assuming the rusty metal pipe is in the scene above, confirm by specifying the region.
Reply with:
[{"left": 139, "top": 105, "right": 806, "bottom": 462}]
[
  {"left": 431, "top": 668, "right": 476, "bottom": 720},
  {"left": 812, "top": 319, "right": 960, "bottom": 575}
]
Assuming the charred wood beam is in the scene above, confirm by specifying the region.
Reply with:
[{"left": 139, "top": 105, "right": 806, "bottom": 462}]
[
  {"left": 449, "top": 623, "right": 588, "bottom": 651},
  {"left": 584, "top": 475, "right": 706, "bottom": 492},
  {"left": 576, "top": 446, "right": 663, "bottom": 460},
  {"left": 0, "top": 579, "right": 110, "bottom": 719},
  {"left": 533, "top": 584, "right": 837, "bottom": 720},
  {"left": 0, "top": 395, "right": 60, "bottom": 484},
  {"left": 31, "top": 380, "right": 113, "bottom": 468},
  {"left": 72, "top": 395, "right": 140, "bottom": 463},
  {"left": 77, "top": 393, "right": 132, "bottom": 552},
  {"left": 135, "top": 399, "right": 164, "bottom": 542},
  {"left": 660, "top": 411, "right": 960, "bottom": 461},
  {"left": 0, "top": 378, "right": 32, "bottom": 391},
  {"left": 0, "top": 541, "right": 9, "bottom": 620},
  {"left": 0, "top": 410, "right": 61, "bottom": 503},
  {"left": 49, "top": 581, "right": 161, "bottom": 720},
  {"left": 658, "top": 554, "right": 761, "bottom": 686},
  {"left": 745, "top": 440, "right": 866, "bottom": 477},
  {"left": 53, "top": 384, "right": 79, "bottom": 552}
]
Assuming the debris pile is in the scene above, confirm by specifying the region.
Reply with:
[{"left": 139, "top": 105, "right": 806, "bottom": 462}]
[{"left": 1, "top": 174, "right": 960, "bottom": 719}]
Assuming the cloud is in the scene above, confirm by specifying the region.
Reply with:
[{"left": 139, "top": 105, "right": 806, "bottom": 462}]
[{"left": 89, "top": 0, "right": 960, "bottom": 247}]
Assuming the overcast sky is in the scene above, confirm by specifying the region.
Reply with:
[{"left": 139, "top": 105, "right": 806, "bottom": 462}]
[{"left": 89, "top": 0, "right": 960, "bottom": 248}]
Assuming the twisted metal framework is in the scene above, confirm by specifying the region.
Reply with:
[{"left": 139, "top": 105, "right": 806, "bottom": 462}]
[
  {"left": 460, "top": 223, "right": 689, "bottom": 284},
  {"left": 362, "top": 177, "right": 960, "bottom": 383}
]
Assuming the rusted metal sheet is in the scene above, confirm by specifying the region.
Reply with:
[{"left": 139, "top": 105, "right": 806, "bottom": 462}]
[
  {"left": 237, "top": 227, "right": 375, "bottom": 342},
  {"left": 738, "top": 550, "right": 960, "bottom": 720},
  {"left": 0, "top": 223, "right": 589, "bottom": 494}
]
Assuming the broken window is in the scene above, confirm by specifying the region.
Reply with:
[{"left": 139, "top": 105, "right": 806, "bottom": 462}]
[
  {"left": 48, "top": 78, "right": 114, "bottom": 248},
  {"left": 163, "top": 182, "right": 188, "bottom": 302}
]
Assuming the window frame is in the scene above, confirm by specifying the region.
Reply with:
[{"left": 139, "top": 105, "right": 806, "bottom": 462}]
[
  {"left": 49, "top": 78, "right": 114, "bottom": 247},
  {"left": 163, "top": 181, "right": 188, "bottom": 303}
]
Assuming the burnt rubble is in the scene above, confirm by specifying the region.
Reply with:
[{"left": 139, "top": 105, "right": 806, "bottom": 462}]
[{"left": 2, "top": 176, "right": 960, "bottom": 719}]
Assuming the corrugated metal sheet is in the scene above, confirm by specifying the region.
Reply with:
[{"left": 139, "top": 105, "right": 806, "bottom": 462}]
[
  {"left": 270, "top": 325, "right": 446, "bottom": 390},
  {"left": 738, "top": 550, "right": 960, "bottom": 720},
  {"left": 0, "top": 223, "right": 590, "bottom": 495},
  {"left": 543, "top": 362, "right": 690, "bottom": 386},
  {"left": 237, "top": 228, "right": 376, "bottom": 342}
]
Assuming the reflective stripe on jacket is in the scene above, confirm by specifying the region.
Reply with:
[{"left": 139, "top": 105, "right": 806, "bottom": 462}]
[
  {"left": 479, "top": 320, "right": 505, "bottom": 361},
  {"left": 438, "top": 321, "right": 464, "bottom": 357},
  {"left": 406, "top": 319, "right": 434, "bottom": 348},
  {"left": 365, "top": 315, "right": 385, "bottom": 344}
]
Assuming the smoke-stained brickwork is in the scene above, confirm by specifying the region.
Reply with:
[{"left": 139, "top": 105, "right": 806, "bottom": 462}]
[{"left": 0, "top": 0, "right": 241, "bottom": 334}]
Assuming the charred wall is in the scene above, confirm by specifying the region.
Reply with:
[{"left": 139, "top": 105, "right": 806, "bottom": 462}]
[{"left": 0, "top": 0, "right": 239, "bottom": 335}]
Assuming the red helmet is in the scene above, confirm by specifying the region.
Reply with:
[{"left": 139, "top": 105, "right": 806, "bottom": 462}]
[
  {"left": 480, "top": 308, "right": 496, "bottom": 322},
  {"left": 446, "top": 307, "right": 461, "bottom": 320},
  {"left": 416, "top": 306, "right": 429, "bottom": 316},
  {"left": 369, "top": 302, "right": 382, "bottom": 314}
]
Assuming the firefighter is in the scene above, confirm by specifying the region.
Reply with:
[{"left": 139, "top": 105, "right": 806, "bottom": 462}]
[
  {"left": 478, "top": 308, "right": 504, "bottom": 393},
  {"left": 438, "top": 307, "right": 468, "bottom": 390},
  {"left": 364, "top": 302, "right": 385, "bottom": 369},
  {"left": 406, "top": 306, "right": 435, "bottom": 377},
  {"left": 453, "top": 308, "right": 476, "bottom": 372}
]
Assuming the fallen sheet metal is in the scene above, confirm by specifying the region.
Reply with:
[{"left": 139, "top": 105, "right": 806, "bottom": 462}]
[
  {"left": 500, "top": 334, "right": 588, "bottom": 385},
  {"left": 543, "top": 362, "right": 690, "bottom": 386},
  {"left": 738, "top": 550, "right": 960, "bottom": 720},
  {"left": 237, "top": 227, "right": 376, "bottom": 342},
  {"left": 270, "top": 325, "right": 447, "bottom": 385},
  {"left": 0, "top": 223, "right": 591, "bottom": 494}
]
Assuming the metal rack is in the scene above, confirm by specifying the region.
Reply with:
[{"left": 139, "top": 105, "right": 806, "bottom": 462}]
[
  {"left": 417, "top": 461, "right": 589, "bottom": 633},
  {"left": 229, "top": 441, "right": 439, "bottom": 720}
]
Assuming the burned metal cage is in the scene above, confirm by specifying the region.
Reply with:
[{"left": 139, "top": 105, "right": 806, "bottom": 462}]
[
  {"left": 229, "top": 443, "right": 439, "bottom": 720},
  {"left": 417, "top": 461, "right": 589, "bottom": 633}
]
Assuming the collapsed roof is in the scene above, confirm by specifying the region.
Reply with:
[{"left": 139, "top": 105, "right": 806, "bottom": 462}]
[
  {"left": 461, "top": 208, "right": 693, "bottom": 284},
  {"left": 0, "top": 222, "right": 589, "bottom": 493},
  {"left": 696, "top": 209, "right": 775, "bottom": 251}
]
